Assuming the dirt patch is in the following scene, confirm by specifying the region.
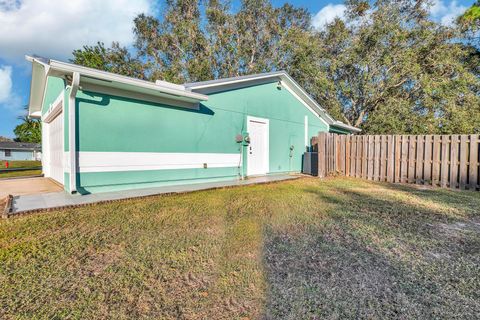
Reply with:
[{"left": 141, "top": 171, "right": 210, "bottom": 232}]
[
  {"left": 434, "top": 220, "right": 480, "bottom": 236},
  {"left": 83, "top": 244, "right": 126, "bottom": 276}
]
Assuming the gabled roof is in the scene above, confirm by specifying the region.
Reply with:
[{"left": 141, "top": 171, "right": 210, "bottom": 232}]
[
  {"left": 26, "top": 56, "right": 208, "bottom": 117},
  {"left": 26, "top": 56, "right": 360, "bottom": 133},
  {"left": 185, "top": 71, "right": 361, "bottom": 133},
  {"left": 0, "top": 141, "right": 41, "bottom": 151}
]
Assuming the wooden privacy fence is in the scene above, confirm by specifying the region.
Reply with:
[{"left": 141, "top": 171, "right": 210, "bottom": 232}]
[{"left": 312, "top": 133, "right": 480, "bottom": 191}]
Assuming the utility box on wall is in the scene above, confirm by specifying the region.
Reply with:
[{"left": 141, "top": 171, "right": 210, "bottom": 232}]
[{"left": 302, "top": 152, "right": 318, "bottom": 176}]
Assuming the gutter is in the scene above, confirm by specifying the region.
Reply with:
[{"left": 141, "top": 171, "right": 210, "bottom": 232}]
[
  {"left": 68, "top": 72, "right": 80, "bottom": 193},
  {"left": 331, "top": 121, "right": 362, "bottom": 133},
  {"left": 49, "top": 59, "right": 208, "bottom": 102}
]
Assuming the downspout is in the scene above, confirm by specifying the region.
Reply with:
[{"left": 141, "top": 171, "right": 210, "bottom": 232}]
[{"left": 69, "top": 72, "right": 80, "bottom": 193}]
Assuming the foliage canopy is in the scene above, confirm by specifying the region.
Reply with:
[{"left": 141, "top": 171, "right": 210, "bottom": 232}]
[{"left": 71, "top": 0, "right": 480, "bottom": 134}]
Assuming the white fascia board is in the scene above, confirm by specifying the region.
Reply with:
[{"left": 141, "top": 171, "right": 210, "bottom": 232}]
[
  {"left": 186, "top": 72, "right": 285, "bottom": 90},
  {"left": 26, "top": 56, "right": 50, "bottom": 116},
  {"left": 48, "top": 59, "right": 208, "bottom": 102}
]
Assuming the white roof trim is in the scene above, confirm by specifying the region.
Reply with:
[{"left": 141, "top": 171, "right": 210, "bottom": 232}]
[
  {"left": 47, "top": 59, "right": 207, "bottom": 101},
  {"left": 26, "top": 55, "right": 208, "bottom": 116}
]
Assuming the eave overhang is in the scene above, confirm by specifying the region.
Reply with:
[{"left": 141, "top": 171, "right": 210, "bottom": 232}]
[{"left": 26, "top": 56, "right": 208, "bottom": 117}]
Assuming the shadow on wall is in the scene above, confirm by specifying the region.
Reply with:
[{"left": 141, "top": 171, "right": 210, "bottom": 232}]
[
  {"left": 261, "top": 180, "right": 480, "bottom": 319},
  {"left": 76, "top": 91, "right": 215, "bottom": 116}
]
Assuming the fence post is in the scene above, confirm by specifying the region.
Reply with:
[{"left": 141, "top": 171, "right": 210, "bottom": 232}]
[{"left": 317, "top": 132, "right": 326, "bottom": 178}]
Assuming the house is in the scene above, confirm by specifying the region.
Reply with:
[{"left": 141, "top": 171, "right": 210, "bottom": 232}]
[
  {"left": 0, "top": 141, "right": 41, "bottom": 161},
  {"left": 26, "top": 56, "right": 359, "bottom": 194}
]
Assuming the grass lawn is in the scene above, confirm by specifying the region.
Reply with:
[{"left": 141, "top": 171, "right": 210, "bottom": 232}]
[
  {"left": 1, "top": 177, "right": 479, "bottom": 319},
  {"left": 0, "top": 161, "right": 42, "bottom": 179},
  {"left": 0, "top": 160, "right": 41, "bottom": 169},
  {"left": 0, "top": 169, "right": 42, "bottom": 179}
]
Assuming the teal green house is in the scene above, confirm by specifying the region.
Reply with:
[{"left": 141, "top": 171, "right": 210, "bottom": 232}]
[{"left": 27, "top": 56, "right": 359, "bottom": 194}]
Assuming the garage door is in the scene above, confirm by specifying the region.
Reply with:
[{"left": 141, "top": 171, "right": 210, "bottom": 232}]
[{"left": 48, "top": 111, "right": 64, "bottom": 184}]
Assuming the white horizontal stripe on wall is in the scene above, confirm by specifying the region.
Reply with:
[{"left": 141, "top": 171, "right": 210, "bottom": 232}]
[{"left": 75, "top": 152, "right": 242, "bottom": 173}]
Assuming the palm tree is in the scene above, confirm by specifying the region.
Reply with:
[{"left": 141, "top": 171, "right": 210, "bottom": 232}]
[{"left": 13, "top": 106, "right": 41, "bottom": 143}]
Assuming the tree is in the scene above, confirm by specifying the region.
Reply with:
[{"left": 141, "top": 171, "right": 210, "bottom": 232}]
[
  {"left": 74, "top": 0, "right": 312, "bottom": 84},
  {"left": 70, "top": 0, "right": 480, "bottom": 134},
  {"left": 458, "top": 1, "right": 480, "bottom": 78},
  {"left": 14, "top": 115, "right": 41, "bottom": 143},
  {"left": 72, "top": 42, "right": 146, "bottom": 79},
  {"left": 309, "top": 0, "right": 480, "bottom": 134},
  {"left": 459, "top": 0, "right": 480, "bottom": 36}
]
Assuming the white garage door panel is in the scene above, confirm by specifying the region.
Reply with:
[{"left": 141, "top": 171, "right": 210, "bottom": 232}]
[{"left": 48, "top": 112, "right": 64, "bottom": 184}]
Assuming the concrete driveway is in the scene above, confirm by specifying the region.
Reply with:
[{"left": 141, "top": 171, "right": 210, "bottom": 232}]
[{"left": 0, "top": 177, "right": 63, "bottom": 198}]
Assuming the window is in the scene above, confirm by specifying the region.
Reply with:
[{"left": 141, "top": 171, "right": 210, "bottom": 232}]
[{"left": 4, "top": 149, "right": 11, "bottom": 157}]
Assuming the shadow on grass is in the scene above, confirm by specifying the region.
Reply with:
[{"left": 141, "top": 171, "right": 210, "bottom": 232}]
[{"left": 262, "top": 181, "right": 480, "bottom": 319}]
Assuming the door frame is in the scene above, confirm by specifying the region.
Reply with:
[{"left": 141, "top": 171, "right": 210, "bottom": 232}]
[{"left": 246, "top": 115, "right": 269, "bottom": 176}]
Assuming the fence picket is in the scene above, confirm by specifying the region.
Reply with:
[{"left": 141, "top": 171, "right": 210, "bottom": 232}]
[
  {"left": 450, "top": 135, "right": 459, "bottom": 189},
  {"left": 415, "top": 135, "right": 424, "bottom": 184},
  {"left": 432, "top": 136, "right": 441, "bottom": 186},
  {"left": 400, "top": 136, "right": 409, "bottom": 183},
  {"left": 350, "top": 136, "right": 356, "bottom": 177},
  {"left": 374, "top": 135, "right": 380, "bottom": 181},
  {"left": 440, "top": 135, "right": 449, "bottom": 188},
  {"left": 380, "top": 135, "right": 387, "bottom": 181},
  {"left": 459, "top": 135, "right": 468, "bottom": 189},
  {"left": 387, "top": 135, "right": 394, "bottom": 183},
  {"left": 362, "top": 136, "right": 368, "bottom": 179},
  {"left": 424, "top": 135, "right": 432, "bottom": 184},
  {"left": 408, "top": 135, "right": 416, "bottom": 183},
  {"left": 469, "top": 135, "right": 478, "bottom": 190},
  {"left": 367, "top": 135, "right": 375, "bottom": 180},
  {"left": 356, "top": 136, "right": 362, "bottom": 178}
]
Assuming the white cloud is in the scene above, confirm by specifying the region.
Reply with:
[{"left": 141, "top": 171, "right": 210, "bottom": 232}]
[
  {"left": 0, "top": 0, "right": 152, "bottom": 62},
  {"left": 429, "top": 0, "right": 467, "bottom": 26},
  {"left": 312, "top": 4, "right": 346, "bottom": 29},
  {"left": 0, "top": 64, "right": 22, "bottom": 113},
  {"left": 0, "top": 65, "right": 12, "bottom": 103}
]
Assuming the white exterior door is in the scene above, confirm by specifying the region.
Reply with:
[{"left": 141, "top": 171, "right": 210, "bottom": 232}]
[
  {"left": 247, "top": 116, "right": 269, "bottom": 176},
  {"left": 47, "top": 111, "right": 64, "bottom": 184}
]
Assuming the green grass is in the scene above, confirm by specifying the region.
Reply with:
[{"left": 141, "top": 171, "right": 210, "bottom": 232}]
[
  {"left": 1, "top": 177, "right": 479, "bottom": 319},
  {"left": 0, "top": 169, "right": 42, "bottom": 179},
  {"left": 0, "top": 161, "right": 42, "bottom": 179},
  {"left": 0, "top": 160, "right": 41, "bottom": 169}
]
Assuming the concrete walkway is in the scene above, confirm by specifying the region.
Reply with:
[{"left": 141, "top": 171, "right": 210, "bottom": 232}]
[
  {"left": 0, "top": 177, "right": 63, "bottom": 199},
  {"left": 10, "top": 174, "right": 300, "bottom": 214}
]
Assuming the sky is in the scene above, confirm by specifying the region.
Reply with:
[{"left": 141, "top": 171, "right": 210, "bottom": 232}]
[{"left": 0, "top": 0, "right": 475, "bottom": 138}]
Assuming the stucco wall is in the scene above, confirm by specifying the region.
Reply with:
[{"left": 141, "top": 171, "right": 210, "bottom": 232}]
[
  {"left": 75, "top": 81, "right": 328, "bottom": 193},
  {"left": 47, "top": 78, "right": 329, "bottom": 193}
]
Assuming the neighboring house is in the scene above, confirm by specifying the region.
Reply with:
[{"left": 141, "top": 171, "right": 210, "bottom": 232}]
[
  {"left": 26, "top": 56, "right": 359, "bottom": 194},
  {"left": 0, "top": 141, "right": 41, "bottom": 161}
]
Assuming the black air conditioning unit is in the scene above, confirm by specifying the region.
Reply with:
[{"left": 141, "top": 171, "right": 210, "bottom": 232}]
[{"left": 302, "top": 152, "right": 318, "bottom": 176}]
